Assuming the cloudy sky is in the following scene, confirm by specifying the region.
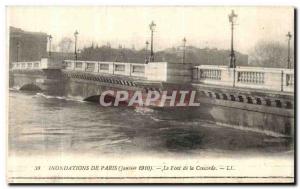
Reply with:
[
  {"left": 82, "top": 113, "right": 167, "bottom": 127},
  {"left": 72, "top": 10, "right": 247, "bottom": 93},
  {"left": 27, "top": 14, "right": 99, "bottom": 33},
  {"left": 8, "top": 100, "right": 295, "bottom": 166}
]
[{"left": 7, "top": 6, "right": 294, "bottom": 53}]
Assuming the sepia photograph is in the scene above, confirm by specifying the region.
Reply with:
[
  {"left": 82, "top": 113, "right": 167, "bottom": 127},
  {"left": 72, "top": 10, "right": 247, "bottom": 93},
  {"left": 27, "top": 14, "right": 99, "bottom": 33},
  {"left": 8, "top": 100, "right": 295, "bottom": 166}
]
[{"left": 6, "top": 6, "right": 295, "bottom": 184}]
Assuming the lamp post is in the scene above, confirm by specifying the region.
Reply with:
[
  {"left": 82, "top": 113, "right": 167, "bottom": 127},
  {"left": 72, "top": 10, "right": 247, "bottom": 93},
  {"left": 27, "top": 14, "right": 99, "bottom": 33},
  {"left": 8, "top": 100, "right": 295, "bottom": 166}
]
[
  {"left": 286, "top": 32, "right": 292, "bottom": 69},
  {"left": 149, "top": 21, "right": 156, "bottom": 62},
  {"left": 48, "top": 35, "right": 52, "bottom": 57},
  {"left": 182, "top": 37, "right": 187, "bottom": 64},
  {"left": 16, "top": 42, "right": 20, "bottom": 62},
  {"left": 145, "top": 41, "right": 149, "bottom": 63},
  {"left": 74, "top": 30, "right": 79, "bottom": 61},
  {"left": 228, "top": 10, "right": 238, "bottom": 68}
]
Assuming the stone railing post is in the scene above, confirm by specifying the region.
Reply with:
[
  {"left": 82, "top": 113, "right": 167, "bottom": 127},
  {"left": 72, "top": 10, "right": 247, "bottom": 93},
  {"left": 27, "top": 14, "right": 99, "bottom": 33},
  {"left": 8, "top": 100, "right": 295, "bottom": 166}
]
[{"left": 281, "top": 70, "right": 284, "bottom": 92}]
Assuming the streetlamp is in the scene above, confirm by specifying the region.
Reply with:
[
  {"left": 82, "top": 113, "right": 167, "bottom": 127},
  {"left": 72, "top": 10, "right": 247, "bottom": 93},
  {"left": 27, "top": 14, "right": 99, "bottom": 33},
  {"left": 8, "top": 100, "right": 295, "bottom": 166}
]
[
  {"left": 48, "top": 35, "right": 52, "bottom": 57},
  {"left": 149, "top": 21, "right": 156, "bottom": 62},
  {"left": 74, "top": 30, "right": 79, "bottom": 61},
  {"left": 145, "top": 41, "right": 149, "bottom": 63},
  {"left": 182, "top": 37, "right": 187, "bottom": 64},
  {"left": 228, "top": 10, "right": 238, "bottom": 68},
  {"left": 286, "top": 32, "right": 292, "bottom": 69},
  {"left": 16, "top": 42, "right": 20, "bottom": 62}
]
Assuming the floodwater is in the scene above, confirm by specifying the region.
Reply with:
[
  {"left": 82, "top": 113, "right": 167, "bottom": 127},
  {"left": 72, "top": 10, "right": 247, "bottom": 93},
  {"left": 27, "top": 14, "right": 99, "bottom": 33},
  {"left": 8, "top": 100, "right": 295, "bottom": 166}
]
[{"left": 8, "top": 90, "right": 293, "bottom": 157}]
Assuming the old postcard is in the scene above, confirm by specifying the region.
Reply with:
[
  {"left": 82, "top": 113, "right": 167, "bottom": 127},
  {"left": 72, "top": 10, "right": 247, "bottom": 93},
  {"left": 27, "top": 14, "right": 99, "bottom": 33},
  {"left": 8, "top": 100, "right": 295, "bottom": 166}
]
[{"left": 7, "top": 6, "right": 295, "bottom": 184}]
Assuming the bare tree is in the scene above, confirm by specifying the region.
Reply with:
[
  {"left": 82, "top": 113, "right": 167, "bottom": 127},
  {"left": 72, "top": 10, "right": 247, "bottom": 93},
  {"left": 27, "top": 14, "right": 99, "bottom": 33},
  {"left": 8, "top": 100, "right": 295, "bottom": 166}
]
[
  {"left": 248, "top": 41, "right": 294, "bottom": 68},
  {"left": 58, "top": 37, "right": 73, "bottom": 53}
]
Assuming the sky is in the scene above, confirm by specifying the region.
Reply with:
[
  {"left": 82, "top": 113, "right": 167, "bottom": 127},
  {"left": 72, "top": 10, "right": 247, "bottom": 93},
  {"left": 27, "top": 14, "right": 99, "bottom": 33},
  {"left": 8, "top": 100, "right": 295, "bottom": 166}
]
[{"left": 7, "top": 6, "right": 294, "bottom": 54}]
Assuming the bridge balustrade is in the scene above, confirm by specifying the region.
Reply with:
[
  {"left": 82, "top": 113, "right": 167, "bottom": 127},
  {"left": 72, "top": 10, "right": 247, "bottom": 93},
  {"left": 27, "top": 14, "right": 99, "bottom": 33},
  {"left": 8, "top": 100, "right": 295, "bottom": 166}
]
[
  {"left": 11, "top": 60, "right": 295, "bottom": 93},
  {"left": 192, "top": 65, "right": 232, "bottom": 86},
  {"left": 11, "top": 61, "right": 41, "bottom": 70},
  {"left": 237, "top": 71, "right": 264, "bottom": 84},
  {"left": 98, "top": 62, "right": 112, "bottom": 74},
  {"left": 74, "top": 61, "right": 85, "bottom": 71},
  {"left": 27, "top": 62, "right": 33, "bottom": 69},
  {"left": 33, "top": 62, "right": 40, "bottom": 68},
  {"left": 12, "top": 58, "right": 63, "bottom": 70},
  {"left": 193, "top": 65, "right": 294, "bottom": 93},
  {"left": 63, "top": 60, "right": 147, "bottom": 78},
  {"left": 286, "top": 74, "right": 294, "bottom": 86},
  {"left": 130, "top": 64, "right": 145, "bottom": 77},
  {"left": 283, "top": 69, "right": 294, "bottom": 92},
  {"left": 200, "top": 69, "right": 222, "bottom": 80}
]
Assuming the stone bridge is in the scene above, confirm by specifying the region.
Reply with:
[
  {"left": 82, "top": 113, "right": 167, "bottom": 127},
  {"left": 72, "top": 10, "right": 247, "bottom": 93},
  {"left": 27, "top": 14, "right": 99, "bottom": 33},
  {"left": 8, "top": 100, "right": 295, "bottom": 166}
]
[
  {"left": 9, "top": 60, "right": 64, "bottom": 95},
  {"left": 9, "top": 58, "right": 295, "bottom": 137}
]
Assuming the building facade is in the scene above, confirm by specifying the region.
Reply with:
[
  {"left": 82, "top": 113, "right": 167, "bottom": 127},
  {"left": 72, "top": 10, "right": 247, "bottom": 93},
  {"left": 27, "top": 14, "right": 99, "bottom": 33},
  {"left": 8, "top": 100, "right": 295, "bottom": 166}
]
[{"left": 9, "top": 27, "right": 48, "bottom": 66}]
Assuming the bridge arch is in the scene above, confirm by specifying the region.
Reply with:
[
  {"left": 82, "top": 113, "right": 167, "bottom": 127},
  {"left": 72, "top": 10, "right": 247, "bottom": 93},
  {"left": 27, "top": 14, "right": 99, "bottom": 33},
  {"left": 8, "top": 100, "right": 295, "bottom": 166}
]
[
  {"left": 84, "top": 94, "right": 116, "bottom": 104},
  {"left": 19, "top": 83, "right": 42, "bottom": 91},
  {"left": 83, "top": 93, "right": 129, "bottom": 106}
]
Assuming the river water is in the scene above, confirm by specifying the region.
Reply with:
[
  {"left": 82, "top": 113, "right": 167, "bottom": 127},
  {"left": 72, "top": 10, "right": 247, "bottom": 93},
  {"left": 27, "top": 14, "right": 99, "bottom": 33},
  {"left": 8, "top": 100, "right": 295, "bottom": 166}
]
[{"left": 8, "top": 90, "right": 293, "bottom": 157}]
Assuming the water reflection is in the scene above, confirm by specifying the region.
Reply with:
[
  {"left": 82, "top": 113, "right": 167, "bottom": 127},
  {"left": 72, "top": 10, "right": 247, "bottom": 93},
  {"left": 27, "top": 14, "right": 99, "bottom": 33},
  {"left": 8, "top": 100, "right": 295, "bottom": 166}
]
[{"left": 9, "top": 90, "right": 292, "bottom": 157}]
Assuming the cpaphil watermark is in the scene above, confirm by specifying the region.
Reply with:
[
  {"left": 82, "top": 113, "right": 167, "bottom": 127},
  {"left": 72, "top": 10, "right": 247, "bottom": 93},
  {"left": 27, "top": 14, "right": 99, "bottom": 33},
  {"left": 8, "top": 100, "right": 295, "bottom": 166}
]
[{"left": 98, "top": 90, "right": 200, "bottom": 107}]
